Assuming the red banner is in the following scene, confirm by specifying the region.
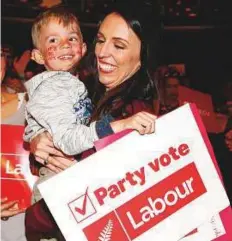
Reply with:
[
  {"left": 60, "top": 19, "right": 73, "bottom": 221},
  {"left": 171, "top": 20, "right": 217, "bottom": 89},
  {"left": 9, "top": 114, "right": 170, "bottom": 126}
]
[
  {"left": 178, "top": 86, "right": 220, "bottom": 133},
  {"left": 1, "top": 125, "right": 38, "bottom": 209}
]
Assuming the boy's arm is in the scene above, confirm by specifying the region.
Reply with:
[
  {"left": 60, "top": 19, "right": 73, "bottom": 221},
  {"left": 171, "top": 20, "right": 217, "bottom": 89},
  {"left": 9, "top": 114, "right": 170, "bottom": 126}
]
[
  {"left": 26, "top": 73, "right": 100, "bottom": 156},
  {"left": 24, "top": 110, "right": 113, "bottom": 145},
  {"left": 24, "top": 110, "right": 46, "bottom": 142},
  {"left": 95, "top": 114, "right": 114, "bottom": 138}
]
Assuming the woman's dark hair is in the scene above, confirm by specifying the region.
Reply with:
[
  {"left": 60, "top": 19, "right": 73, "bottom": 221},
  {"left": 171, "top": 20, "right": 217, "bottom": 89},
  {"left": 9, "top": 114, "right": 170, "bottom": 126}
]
[{"left": 84, "top": 0, "right": 161, "bottom": 121}]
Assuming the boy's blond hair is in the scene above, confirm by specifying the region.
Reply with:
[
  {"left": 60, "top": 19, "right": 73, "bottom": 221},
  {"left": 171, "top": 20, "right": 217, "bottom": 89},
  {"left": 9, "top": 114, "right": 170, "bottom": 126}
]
[{"left": 32, "top": 6, "right": 82, "bottom": 49}]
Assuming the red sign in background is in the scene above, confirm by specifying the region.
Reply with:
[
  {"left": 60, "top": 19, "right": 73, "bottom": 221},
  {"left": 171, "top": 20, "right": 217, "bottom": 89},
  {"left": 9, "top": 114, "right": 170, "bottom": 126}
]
[
  {"left": 1, "top": 125, "right": 38, "bottom": 209},
  {"left": 178, "top": 86, "right": 220, "bottom": 133}
]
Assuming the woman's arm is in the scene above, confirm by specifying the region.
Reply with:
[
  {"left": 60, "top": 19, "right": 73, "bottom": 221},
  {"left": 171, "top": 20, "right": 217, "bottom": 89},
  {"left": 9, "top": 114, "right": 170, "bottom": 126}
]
[
  {"left": 111, "top": 111, "right": 156, "bottom": 135},
  {"left": 30, "top": 112, "right": 157, "bottom": 172},
  {"left": 26, "top": 111, "right": 157, "bottom": 239}
]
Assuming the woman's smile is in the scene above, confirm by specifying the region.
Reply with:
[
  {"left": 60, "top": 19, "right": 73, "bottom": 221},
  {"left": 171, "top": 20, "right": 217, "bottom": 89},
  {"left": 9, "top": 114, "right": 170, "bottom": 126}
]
[{"left": 98, "top": 61, "right": 117, "bottom": 73}]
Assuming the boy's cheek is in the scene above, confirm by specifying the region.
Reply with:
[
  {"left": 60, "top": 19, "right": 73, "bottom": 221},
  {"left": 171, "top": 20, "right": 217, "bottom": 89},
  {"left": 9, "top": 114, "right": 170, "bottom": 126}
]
[
  {"left": 46, "top": 46, "right": 58, "bottom": 61},
  {"left": 47, "top": 52, "right": 57, "bottom": 61}
]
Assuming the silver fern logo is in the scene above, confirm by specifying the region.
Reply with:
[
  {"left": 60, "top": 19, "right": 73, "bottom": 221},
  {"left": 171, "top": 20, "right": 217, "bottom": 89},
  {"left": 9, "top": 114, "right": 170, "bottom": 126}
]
[{"left": 98, "top": 219, "right": 113, "bottom": 241}]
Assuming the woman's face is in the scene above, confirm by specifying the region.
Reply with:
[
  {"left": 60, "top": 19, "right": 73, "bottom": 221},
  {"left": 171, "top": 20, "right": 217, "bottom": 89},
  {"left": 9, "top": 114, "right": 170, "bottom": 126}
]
[{"left": 95, "top": 13, "right": 141, "bottom": 90}]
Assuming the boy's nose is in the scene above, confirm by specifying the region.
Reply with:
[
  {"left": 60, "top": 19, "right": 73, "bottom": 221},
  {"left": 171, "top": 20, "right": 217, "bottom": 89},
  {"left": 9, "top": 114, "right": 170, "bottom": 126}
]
[{"left": 60, "top": 39, "right": 71, "bottom": 49}]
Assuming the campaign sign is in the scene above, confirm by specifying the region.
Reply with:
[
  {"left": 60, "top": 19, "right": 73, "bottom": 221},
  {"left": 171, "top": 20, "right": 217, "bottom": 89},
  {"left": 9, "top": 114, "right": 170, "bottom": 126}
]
[
  {"left": 178, "top": 86, "right": 219, "bottom": 133},
  {"left": 95, "top": 120, "right": 232, "bottom": 241},
  {"left": 38, "top": 104, "right": 230, "bottom": 241},
  {"left": 1, "top": 125, "right": 38, "bottom": 209}
]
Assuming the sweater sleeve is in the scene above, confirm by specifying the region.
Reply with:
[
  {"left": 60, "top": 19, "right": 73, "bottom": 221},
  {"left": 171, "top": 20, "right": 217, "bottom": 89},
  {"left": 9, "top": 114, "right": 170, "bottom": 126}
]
[
  {"left": 26, "top": 73, "right": 98, "bottom": 155},
  {"left": 24, "top": 110, "right": 46, "bottom": 142},
  {"left": 95, "top": 114, "right": 114, "bottom": 138}
]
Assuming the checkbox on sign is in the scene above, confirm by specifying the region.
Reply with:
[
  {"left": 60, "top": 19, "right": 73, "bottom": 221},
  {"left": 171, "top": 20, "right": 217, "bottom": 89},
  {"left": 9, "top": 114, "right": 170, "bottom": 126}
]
[{"left": 68, "top": 187, "right": 97, "bottom": 223}]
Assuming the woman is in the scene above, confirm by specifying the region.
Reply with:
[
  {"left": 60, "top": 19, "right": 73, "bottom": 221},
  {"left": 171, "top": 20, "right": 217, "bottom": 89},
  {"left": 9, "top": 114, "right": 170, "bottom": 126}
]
[
  {"left": 25, "top": 1, "right": 161, "bottom": 240},
  {"left": 1, "top": 48, "right": 27, "bottom": 241}
]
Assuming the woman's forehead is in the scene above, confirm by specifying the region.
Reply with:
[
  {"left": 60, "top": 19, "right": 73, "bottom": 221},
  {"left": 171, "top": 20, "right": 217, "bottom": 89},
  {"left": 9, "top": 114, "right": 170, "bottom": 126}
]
[
  {"left": 100, "top": 14, "right": 129, "bottom": 33},
  {"left": 99, "top": 13, "right": 139, "bottom": 43}
]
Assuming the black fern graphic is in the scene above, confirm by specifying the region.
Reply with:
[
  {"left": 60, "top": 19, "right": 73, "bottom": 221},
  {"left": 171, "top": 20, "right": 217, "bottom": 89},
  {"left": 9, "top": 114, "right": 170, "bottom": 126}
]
[{"left": 98, "top": 219, "right": 113, "bottom": 241}]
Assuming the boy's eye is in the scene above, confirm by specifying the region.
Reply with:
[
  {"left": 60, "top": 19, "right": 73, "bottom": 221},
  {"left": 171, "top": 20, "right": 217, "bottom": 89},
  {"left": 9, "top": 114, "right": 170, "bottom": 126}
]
[
  {"left": 69, "top": 37, "right": 78, "bottom": 42},
  {"left": 49, "top": 38, "right": 58, "bottom": 43}
]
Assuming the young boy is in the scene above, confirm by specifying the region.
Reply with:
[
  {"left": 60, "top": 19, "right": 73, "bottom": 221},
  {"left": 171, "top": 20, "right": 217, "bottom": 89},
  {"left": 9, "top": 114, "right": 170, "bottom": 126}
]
[
  {"left": 24, "top": 7, "right": 114, "bottom": 203},
  {"left": 24, "top": 7, "right": 156, "bottom": 203}
]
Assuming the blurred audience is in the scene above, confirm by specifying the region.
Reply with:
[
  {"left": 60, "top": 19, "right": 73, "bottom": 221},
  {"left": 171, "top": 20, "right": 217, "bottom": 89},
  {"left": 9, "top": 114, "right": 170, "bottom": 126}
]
[
  {"left": 224, "top": 99, "right": 232, "bottom": 152},
  {"left": 153, "top": 64, "right": 232, "bottom": 204},
  {"left": 153, "top": 65, "right": 182, "bottom": 115},
  {"left": 1, "top": 45, "right": 26, "bottom": 93},
  {"left": 1, "top": 46, "right": 27, "bottom": 125},
  {"left": 13, "top": 49, "right": 31, "bottom": 82},
  {"left": 24, "top": 60, "right": 45, "bottom": 81}
]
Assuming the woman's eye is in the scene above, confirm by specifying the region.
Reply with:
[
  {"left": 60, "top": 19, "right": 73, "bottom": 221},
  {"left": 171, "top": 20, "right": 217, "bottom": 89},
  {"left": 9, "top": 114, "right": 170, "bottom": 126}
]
[
  {"left": 115, "top": 45, "right": 125, "bottom": 50},
  {"left": 96, "top": 38, "right": 104, "bottom": 44}
]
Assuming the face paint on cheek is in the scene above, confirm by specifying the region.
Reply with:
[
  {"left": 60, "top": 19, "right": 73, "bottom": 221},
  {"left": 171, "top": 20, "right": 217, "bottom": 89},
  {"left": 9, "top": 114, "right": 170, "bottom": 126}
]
[
  {"left": 74, "top": 44, "right": 83, "bottom": 58},
  {"left": 46, "top": 46, "right": 57, "bottom": 60},
  {"left": 76, "top": 50, "right": 82, "bottom": 56}
]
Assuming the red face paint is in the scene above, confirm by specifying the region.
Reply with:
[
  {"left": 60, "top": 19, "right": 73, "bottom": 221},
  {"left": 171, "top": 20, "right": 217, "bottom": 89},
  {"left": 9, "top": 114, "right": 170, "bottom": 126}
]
[{"left": 47, "top": 46, "right": 57, "bottom": 60}]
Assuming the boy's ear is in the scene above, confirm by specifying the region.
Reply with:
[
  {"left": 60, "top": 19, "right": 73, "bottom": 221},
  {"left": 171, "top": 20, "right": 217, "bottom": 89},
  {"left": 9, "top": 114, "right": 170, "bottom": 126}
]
[
  {"left": 31, "top": 49, "right": 45, "bottom": 65},
  {"left": 81, "top": 43, "right": 87, "bottom": 57}
]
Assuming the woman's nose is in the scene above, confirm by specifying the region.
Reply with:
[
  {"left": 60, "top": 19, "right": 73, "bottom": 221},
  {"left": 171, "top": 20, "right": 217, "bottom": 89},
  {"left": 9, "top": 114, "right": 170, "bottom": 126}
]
[{"left": 98, "top": 42, "right": 111, "bottom": 58}]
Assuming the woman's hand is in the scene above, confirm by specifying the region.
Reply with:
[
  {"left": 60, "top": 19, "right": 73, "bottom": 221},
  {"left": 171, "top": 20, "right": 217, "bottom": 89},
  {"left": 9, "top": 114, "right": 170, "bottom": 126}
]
[
  {"left": 30, "top": 132, "right": 74, "bottom": 173},
  {"left": 1, "top": 198, "right": 25, "bottom": 219},
  {"left": 225, "top": 129, "right": 232, "bottom": 152},
  {"left": 110, "top": 112, "right": 157, "bottom": 135}
]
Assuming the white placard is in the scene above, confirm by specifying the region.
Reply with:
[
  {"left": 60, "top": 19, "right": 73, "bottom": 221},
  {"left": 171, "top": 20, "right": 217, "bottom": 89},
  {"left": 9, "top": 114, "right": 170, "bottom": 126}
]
[{"left": 39, "top": 104, "right": 230, "bottom": 241}]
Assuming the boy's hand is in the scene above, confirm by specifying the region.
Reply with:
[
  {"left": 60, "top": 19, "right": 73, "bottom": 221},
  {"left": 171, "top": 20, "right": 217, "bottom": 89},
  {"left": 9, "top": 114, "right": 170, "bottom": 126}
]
[{"left": 110, "top": 112, "right": 157, "bottom": 135}]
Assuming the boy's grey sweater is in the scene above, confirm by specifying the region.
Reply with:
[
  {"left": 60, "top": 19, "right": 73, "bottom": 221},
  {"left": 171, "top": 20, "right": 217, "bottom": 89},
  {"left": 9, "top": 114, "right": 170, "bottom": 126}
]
[{"left": 24, "top": 71, "right": 98, "bottom": 155}]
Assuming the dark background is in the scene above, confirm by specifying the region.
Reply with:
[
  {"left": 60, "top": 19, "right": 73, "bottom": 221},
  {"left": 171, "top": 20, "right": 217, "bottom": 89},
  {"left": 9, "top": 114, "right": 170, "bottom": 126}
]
[{"left": 2, "top": 0, "right": 232, "bottom": 105}]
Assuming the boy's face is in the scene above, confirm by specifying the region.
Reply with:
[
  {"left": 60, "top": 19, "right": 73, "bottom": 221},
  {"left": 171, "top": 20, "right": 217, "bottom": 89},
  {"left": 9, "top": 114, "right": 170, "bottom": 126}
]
[{"left": 35, "top": 20, "right": 86, "bottom": 71}]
